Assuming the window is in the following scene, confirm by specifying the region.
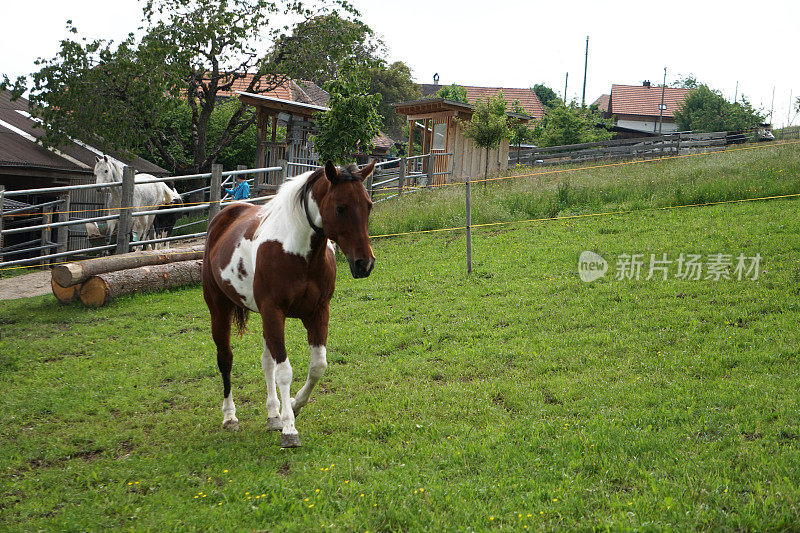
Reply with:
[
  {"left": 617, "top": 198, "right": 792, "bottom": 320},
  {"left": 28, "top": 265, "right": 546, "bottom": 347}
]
[{"left": 432, "top": 123, "right": 447, "bottom": 150}]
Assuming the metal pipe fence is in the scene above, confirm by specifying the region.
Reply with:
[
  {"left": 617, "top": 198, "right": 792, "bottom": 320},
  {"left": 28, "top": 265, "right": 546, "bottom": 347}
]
[
  {"left": 1, "top": 165, "right": 280, "bottom": 268},
  {"left": 0, "top": 156, "right": 453, "bottom": 269}
]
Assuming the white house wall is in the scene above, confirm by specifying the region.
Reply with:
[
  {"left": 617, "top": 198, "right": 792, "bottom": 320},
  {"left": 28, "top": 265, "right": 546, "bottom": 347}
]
[{"left": 616, "top": 119, "right": 679, "bottom": 134}]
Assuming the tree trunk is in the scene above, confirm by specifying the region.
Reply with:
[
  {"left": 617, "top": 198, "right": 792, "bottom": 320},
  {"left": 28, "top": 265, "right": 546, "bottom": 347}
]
[
  {"left": 51, "top": 277, "right": 81, "bottom": 304},
  {"left": 484, "top": 147, "right": 489, "bottom": 191},
  {"left": 52, "top": 245, "right": 204, "bottom": 287},
  {"left": 79, "top": 259, "right": 203, "bottom": 307}
]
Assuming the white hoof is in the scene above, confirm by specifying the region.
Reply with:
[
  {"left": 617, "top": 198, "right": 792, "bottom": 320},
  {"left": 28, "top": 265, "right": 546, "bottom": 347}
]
[
  {"left": 281, "top": 432, "right": 301, "bottom": 448},
  {"left": 222, "top": 415, "right": 239, "bottom": 431}
]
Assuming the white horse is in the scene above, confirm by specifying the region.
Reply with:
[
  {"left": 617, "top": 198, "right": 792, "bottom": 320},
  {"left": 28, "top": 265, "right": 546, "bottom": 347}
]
[{"left": 93, "top": 156, "right": 181, "bottom": 250}]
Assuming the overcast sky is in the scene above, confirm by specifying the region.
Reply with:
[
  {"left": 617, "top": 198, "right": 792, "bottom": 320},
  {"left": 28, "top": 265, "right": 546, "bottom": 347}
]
[{"left": 2, "top": 1, "right": 799, "bottom": 126}]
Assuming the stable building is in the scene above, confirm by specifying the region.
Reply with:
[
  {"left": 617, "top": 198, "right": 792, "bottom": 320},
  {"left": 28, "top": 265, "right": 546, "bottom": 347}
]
[{"left": 0, "top": 91, "right": 169, "bottom": 254}]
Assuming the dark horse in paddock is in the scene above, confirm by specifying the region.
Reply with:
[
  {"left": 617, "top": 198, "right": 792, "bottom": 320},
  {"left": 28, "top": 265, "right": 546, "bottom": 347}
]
[{"left": 202, "top": 161, "right": 375, "bottom": 448}]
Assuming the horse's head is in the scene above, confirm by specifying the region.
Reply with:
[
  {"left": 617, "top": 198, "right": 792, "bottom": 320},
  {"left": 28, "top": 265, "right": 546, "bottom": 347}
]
[
  {"left": 93, "top": 155, "right": 119, "bottom": 185},
  {"left": 318, "top": 161, "right": 376, "bottom": 279}
]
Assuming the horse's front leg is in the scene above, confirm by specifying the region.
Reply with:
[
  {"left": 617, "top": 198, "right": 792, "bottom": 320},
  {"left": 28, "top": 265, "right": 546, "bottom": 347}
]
[
  {"left": 292, "top": 307, "right": 329, "bottom": 416},
  {"left": 261, "top": 308, "right": 300, "bottom": 448},
  {"left": 261, "top": 338, "right": 282, "bottom": 431}
]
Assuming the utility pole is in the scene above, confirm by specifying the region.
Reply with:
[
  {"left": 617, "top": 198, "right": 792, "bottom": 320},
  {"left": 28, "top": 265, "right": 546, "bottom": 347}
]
[
  {"left": 734, "top": 81, "right": 738, "bottom": 103},
  {"left": 769, "top": 86, "right": 775, "bottom": 124},
  {"left": 564, "top": 72, "right": 568, "bottom": 103},
  {"left": 581, "top": 35, "right": 589, "bottom": 107},
  {"left": 658, "top": 67, "right": 667, "bottom": 134}
]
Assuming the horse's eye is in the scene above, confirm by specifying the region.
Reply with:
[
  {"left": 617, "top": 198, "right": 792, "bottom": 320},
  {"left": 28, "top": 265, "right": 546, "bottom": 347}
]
[{"left": 335, "top": 205, "right": 346, "bottom": 216}]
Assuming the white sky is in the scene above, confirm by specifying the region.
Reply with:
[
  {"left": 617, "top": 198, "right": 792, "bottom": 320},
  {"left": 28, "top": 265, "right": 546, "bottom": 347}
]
[{"left": 2, "top": 1, "right": 799, "bottom": 126}]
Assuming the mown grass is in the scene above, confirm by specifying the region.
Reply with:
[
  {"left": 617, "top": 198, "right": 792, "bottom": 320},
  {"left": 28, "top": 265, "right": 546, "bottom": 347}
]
[
  {"left": 1, "top": 193, "right": 800, "bottom": 530},
  {"left": 369, "top": 142, "right": 800, "bottom": 237}
]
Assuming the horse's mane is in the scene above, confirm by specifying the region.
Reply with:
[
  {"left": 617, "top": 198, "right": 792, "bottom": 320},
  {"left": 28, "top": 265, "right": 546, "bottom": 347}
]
[{"left": 255, "top": 169, "right": 320, "bottom": 237}]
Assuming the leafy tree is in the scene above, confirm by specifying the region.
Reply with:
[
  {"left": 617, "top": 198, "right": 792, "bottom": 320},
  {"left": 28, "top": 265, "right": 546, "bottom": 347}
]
[
  {"left": 672, "top": 75, "right": 698, "bottom": 89},
  {"left": 533, "top": 83, "right": 560, "bottom": 108},
  {"left": 674, "top": 84, "right": 764, "bottom": 132},
  {"left": 314, "top": 63, "right": 382, "bottom": 165},
  {"left": 366, "top": 61, "right": 420, "bottom": 139},
  {"left": 282, "top": 12, "right": 383, "bottom": 88},
  {"left": 462, "top": 92, "right": 511, "bottom": 186},
  {"left": 1, "top": 0, "right": 357, "bottom": 173},
  {"left": 434, "top": 84, "right": 469, "bottom": 103},
  {"left": 533, "top": 102, "right": 613, "bottom": 147},
  {"left": 208, "top": 99, "right": 257, "bottom": 170},
  {"left": 509, "top": 100, "right": 535, "bottom": 165}
]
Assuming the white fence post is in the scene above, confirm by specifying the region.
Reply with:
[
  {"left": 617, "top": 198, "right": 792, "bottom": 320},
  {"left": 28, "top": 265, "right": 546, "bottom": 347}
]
[
  {"left": 40, "top": 205, "right": 52, "bottom": 265},
  {"left": 465, "top": 176, "right": 472, "bottom": 274},
  {"left": 280, "top": 159, "right": 288, "bottom": 184},
  {"left": 398, "top": 157, "right": 406, "bottom": 197},
  {"left": 116, "top": 166, "right": 136, "bottom": 255},
  {"left": 209, "top": 164, "right": 223, "bottom": 223},
  {"left": 0, "top": 185, "right": 5, "bottom": 253},
  {"left": 365, "top": 170, "right": 374, "bottom": 200},
  {"left": 57, "top": 193, "right": 70, "bottom": 255},
  {"left": 448, "top": 153, "right": 455, "bottom": 182}
]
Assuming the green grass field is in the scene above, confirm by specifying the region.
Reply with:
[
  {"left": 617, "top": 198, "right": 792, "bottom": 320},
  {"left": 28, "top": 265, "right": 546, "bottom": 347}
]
[
  {"left": 370, "top": 141, "right": 800, "bottom": 237},
  {"left": 1, "top": 180, "right": 799, "bottom": 530}
]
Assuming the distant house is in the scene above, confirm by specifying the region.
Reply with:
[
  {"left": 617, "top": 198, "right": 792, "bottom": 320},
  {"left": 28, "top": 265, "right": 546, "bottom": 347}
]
[
  {"left": 594, "top": 82, "right": 690, "bottom": 135},
  {"left": 420, "top": 83, "right": 546, "bottom": 120}
]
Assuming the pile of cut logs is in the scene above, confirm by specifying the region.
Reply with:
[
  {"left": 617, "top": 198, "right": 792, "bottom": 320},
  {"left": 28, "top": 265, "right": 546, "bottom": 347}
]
[{"left": 51, "top": 245, "right": 204, "bottom": 307}]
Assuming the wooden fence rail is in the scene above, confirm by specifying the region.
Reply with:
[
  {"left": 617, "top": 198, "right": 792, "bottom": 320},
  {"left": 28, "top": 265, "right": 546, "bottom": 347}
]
[{"left": 510, "top": 132, "right": 730, "bottom": 167}]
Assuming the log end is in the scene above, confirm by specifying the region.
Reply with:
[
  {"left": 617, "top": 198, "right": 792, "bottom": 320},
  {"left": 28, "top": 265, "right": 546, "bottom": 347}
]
[
  {"left": 52, "top": 263, "right": 83, "bottom": 288},
  {"left": 79, "top": 276, "right": 112, "bottom": 308},
  {"left": 51, "top": 277, "right": 79, "bottom": 304}
]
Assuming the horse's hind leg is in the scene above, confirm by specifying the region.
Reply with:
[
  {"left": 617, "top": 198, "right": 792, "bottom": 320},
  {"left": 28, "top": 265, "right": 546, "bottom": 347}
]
[{"left": 208, "top": 298, "right": 239, "bottom": 430}]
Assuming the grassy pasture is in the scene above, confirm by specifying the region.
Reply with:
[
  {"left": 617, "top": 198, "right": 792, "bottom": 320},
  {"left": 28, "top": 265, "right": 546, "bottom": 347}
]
[
  {"left": 370, "top": 141, "right": 800, "bottom": 237},
  {"left": 1, "top": 186, "right": 800, "bottom": 530}
]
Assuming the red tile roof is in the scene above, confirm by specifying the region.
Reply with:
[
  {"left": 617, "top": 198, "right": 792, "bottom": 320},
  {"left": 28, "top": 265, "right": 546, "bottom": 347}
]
[
  {"left": 464, "top": 86, "right": 545, "bottom": 119},
  {"left": 610, "top": 84, "right": 689, "bottom": 118},
  {"left": 592, "top": 94, "right": 610, "bottom": 113},
  {"left": 420, "top": 84, "right": 545, "bottom": 119},
  {"left": 216, "top": 75, "right": 330, "bottom": 107}
]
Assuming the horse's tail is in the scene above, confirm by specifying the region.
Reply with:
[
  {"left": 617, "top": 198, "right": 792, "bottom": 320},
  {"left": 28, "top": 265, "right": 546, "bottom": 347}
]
[{"left": 232, "top": 306, "right": 249, "bottom": 337}]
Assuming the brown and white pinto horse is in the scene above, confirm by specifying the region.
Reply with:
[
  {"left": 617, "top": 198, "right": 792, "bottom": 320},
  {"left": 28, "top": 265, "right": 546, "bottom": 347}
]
[{"left": 202, "top": 161, "right": 375, "bottom": 448}]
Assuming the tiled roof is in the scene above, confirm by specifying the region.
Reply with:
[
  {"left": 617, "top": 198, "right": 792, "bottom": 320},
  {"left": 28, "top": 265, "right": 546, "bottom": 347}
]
[
  {"left": 592, "top": 94, "right": 611, "bottom": 113},
  {"left": 420, "top": 84, "right": 545, "bottom": 119},
  {"left": 217, "top": 76, "right": 330, "bottom": 107},
  {"left": 0, "top": 91, "right": 169, "bottom": 175},
  {"left": 372, "top": 131, "right": 394, "bottom": 150},
  {"left": 610, "top": 84, "right": 689, "bottom": 118}
]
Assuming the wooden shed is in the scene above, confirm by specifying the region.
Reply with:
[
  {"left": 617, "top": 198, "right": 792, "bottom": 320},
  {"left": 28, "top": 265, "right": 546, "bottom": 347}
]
[{"left": 393, "top": 98, "right": 531, "bottom": 182}]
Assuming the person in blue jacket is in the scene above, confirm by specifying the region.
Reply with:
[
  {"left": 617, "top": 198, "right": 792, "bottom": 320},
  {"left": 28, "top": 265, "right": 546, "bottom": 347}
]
[{"left": 222, "top": 175, "right": 251, "bottom": 200}]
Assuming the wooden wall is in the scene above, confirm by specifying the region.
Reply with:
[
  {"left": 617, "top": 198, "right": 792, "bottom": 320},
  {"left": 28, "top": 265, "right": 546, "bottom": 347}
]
[{"left": 449, "top": 119, "right": 509, "bottom": 180}]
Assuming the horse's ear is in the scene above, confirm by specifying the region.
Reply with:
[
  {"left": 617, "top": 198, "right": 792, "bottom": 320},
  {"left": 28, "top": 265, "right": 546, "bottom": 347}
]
[
  {"left": 324, "top": 161, "right": 338, "bottom": 184},
  {"left": 103, "top": 155, "right": 108, "bottom": 162},
  {"left": 95, "top": 155, "right": 101, "bottom": 163},
  {"left": 359, "top": 160, "right": 376, "bottom": 182}
]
